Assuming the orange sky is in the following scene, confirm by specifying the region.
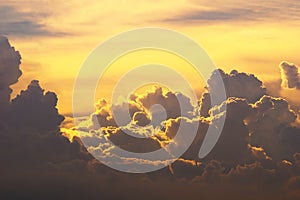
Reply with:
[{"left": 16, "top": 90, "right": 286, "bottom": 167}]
[{"left": 2, "top": 0, "right": 300, "bottom": 114}]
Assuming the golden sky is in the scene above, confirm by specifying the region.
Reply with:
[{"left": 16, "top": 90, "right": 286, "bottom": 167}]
[{"left": 2, "top": 0, "right": 300, "bottom": 114}]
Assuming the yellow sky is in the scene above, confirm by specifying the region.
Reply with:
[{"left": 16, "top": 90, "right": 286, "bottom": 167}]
[{"left": 2, "top": 0, "right": 300, "bottom": 114}]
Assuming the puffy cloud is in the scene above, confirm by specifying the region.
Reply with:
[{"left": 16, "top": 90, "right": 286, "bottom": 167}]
[
  {"left": 132, "top": 111, "right": 151, "bottom": 126},
  {"left": 92, "top": 98, "right": 144, "bottom": 128},
  {"left": 92, "top": 86, "right": 194, "bottom": 130},
  {"left": 199, "top": 69, "right": 266, "bottom": 117},
  {"left": 104, "top": 126, "right": 163, "bottom": 153},
  {"left": 226, "top": 161, "right": 275, "bottom": 183},
  {"left": 0, "top": 36, "right": 97, "bottom": 199},
  {"left": 131, "top": 86, "right": 194, "bottom": 122},
  {"left": 74, "top": 66, "right": 299, "bottom": 174},
  {"left": 280, "top": 61, "right": 300, "bottom": 89},
  {"left": 0, "top": 36, "right": 21, "bottom": 105},
  {"left": 8, "top": 80, "right": 64, "bottom": 131},
  {"left": 3, "top": 36, "right": 300, "bottom": 199},
  {"left": 248, "top": 96, "right": 300, "bottom": 161},
  {"left": 199, "top": 98, "right": 253, "bottom": 166}
]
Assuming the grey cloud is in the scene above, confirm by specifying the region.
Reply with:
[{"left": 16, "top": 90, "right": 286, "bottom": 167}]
[
  {"left": 0, "top": 36, "right": 21, "bottom": 105},
  {"left": 160, "top": 0, "right": 300, "bottom": 24},
  {"left": 0, "top": 6, "right": 66, "bottom": 37},
  {"left": 9, "top": 80, "right": 65, "bottom": 131},
  {"left": 248, "top": 95, "right": 300, "bottom": 162},
  {"left": 163, "top": 8, "right": 255, "bottom": 23}
]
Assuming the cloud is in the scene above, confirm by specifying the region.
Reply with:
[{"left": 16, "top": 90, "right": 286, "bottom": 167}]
[
  {"left": 0, "top": 36, "right": 21, "bottom": 105},
  {"left": 9, "top": 80, "right": 65, "bottom": 131},
  {"left": 160, "top": 0, "right": 300, "bottom": 24},
  {"left": 163, "top": 8, "right": 255, "bottom": 23},
  {"left": 0, "top": 36, "right": 98, "bottom": 199},
  {"left": 202, "top": 98, "right": 253, "bottom": 165},
  {"left": 247, "top": 95, "right": 300, "bottom": 162},
  {"left": 280, "top": 61, "right": 300, "bottom": 89},
  {"left": 132, "top": 111, "right": 151, "bottom": 126},
  {"left": 0, "top": 36, "right": 85, "bottom": 165},
  {"left": 131, "top": 86, "right": 194, "bottom": 122},
  {"left": 0, "top": 38, "right": 64, "bottom": 131},
  {"left": 66, "top": 64, "right": 300, "bottom": 199},
  {"left": 287, "top": 176, "right": 300, "bottom": 198},
  {"left": 73, "top": 68, "right": 299, "bottom": 172},
  {"left": 2, "top": 36, "right": 300, "bottom": 199},
  {"left": 198, "top": 69, "right": 266, "bottom": 117},
  {"left": 0, "top": 6, "right": 67, "bottom": 36}
]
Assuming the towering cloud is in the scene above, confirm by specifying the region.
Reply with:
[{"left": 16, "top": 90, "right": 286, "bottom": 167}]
[
  {"left": 0, "top": 36, "right": 22, "bottom": 105},
  {"left": 9, "top": 80, "right": 64, "bottom": 131},
  {"left": 0, "top": 36, "right": 97, "bottom": 200},
  {"left": 280, "top": 61, "right": 300, "bottom": 89},
  {"left": 199, "top": 69, "right": 266, "bottom": 117}
]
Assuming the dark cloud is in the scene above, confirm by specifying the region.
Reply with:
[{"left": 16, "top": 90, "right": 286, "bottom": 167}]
[
  {"left": 248, "top": 95, "right": 300, "bottom": 161},
  {"left": 2, "top": 36, "right": 300, "bottom": 199},
  {"left": 202, "top": 98, "right": 253, "bottom": 165},
  {"left": 0, "top": 6, "right": 67, "bottom": 36},
  {"left": 105, "top": 127, "right": 163, "bottom": 153},
  {"left": 0, "top": 36, "right": 21, "bottom": 105},
  {"left": 0, "top": 37, "right": 64, "bottom": 131},
  {"left": 9, "top": 80, "right": 65, "bottom": 131},
  {"left": 287, "top": 176, "right": 300, "bottom": 198},
  {"left": 132, "top": 111, "right": 151, "bottom": 126},
  {"left": 0, "top": 36, "right": 97, "bottom": 199}
]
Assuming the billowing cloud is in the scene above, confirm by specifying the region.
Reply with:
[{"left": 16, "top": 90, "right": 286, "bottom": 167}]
[
  {"left": 0, "top": 36, "right": 21, "bottom": 105},
  {"left": 62, "top": 65, "right": 300, "bottom": 199},
  {"left": 0, "top": 36, "right": 95, "bottom": 199},
  {"left": 199, "top": 69, "right": 266, "bottom": 117},
  {"left": 248, "top": 95, "right": 300, "bottom": 161},
  {"left": 1, "top": 36, "right": 300, "bottom": 199},
  {"left": 9, "top": 80, "right": 65, "bottom": 131},
  {"left": 280, "top": 61, "right": 300, "bottom": 89}
]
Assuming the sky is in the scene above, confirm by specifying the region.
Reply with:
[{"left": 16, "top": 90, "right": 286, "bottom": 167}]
[
  {"left": 1, "top": 0, "right": 300, "bottom": 114},
  {"left": 1, "top": 1, "right": 300, "bottom": 199}
]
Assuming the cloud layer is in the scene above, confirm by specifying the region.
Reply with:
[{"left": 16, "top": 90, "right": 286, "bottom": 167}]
[
  {"left": 161, "top": 0, "right": 300, "bottom": 24},
  {"left": 1, "top": 36, "right": 300, "bottom": 199}
]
